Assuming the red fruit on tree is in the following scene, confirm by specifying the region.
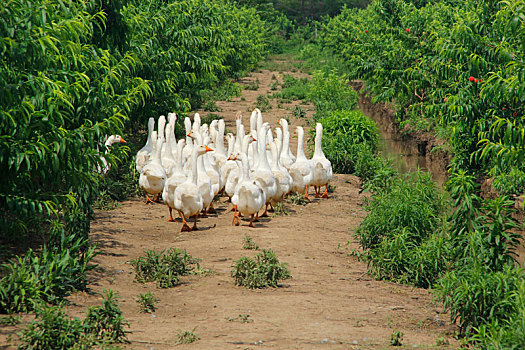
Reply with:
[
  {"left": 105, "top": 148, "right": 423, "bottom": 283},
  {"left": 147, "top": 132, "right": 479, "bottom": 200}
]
[
  {"left": 514, "top": 112, "right": 518, "bottom": 117},
  {"left": 469, "top": 76, "right": 475, "bottom": 82},
  {"left": 365, "top": 30, "right": 368, "bottom": 33},
  {"left": 406, "top": 28, "right": 410, "bottom": 33},
  {"left": 474, "top": 79, "right": 478, "bottom": 83}
]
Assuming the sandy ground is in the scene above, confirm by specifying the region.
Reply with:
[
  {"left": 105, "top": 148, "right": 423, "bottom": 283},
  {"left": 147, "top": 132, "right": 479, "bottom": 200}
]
[{"left": 0, "top": 57, "right": 458, "bottom": 349}]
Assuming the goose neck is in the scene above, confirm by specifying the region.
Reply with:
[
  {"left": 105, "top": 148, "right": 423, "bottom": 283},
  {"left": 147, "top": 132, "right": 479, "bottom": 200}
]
[{"left": 296, "top": 130, "right": 307, "bottom": 161}]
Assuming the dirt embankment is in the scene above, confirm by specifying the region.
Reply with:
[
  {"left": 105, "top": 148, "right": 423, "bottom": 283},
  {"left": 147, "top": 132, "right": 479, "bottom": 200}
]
[{"left": 350, "top": 80, "right": 451, "bottom": 186}]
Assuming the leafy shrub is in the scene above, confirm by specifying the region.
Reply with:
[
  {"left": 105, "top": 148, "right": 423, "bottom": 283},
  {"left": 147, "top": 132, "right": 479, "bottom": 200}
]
[
  {"left": 137, "top": 292, "right": 158, "bottom": 313},
  {"left": 354, "top": 146, "right": 398, "bottom": 192},
  {"left": 0, "top": 234, "right": 97, "bottom": 314},
  {"left": 356, "top": 171, "right": 449, "bottom": 287},
  {"left": 308, "top": 70, "right": 358, "bottom": 119},
  {"left": 18, "top": 290, "right": 128, "bottom": 349},
  {"left": 232, "top": 249, "right": 291, "bottom": 289},
  {"left": 18, "top": 304, "right": 86, "bottom": 350},
  {"left": 492, "top": 167, "right": 525, "bottom": 197},
  {"left": 366, "top": 228, "right": 450, "bottom": 288},
  {"left": 130, "top": 248, "right": 200, "bottom": 288},
  {"left": 436, "top": 262, "right": 523, "bottom": 336},
  {"left": 356, "top": 171, "right": 446, "bottom": 250},
  {"left": 315, "top": 110, "right": 379, "bottom": 174},
  {"left": 470, "top": 275, "right": 525, "bottom": 349},
  {"left": 279, "top": 75, "right": 310, "bottom": 100},
  {"left": 83, "top": 289, "right": 130, "bottom": 344}
]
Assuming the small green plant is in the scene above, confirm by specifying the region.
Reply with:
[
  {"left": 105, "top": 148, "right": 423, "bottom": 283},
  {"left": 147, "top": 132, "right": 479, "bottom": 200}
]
[
  {"left": 244, "top": 78, "right": 259, "bottom": 90},
  {"left": 232, "top": 249, "right": 291, "bottom": 289},
  {"left": 286, "top": 193, "right": 309, "bottom": 206},
  {"left": 272, "top": 202, "right": 289, "bottom": 216},
  {"left": 83, "top": 289, "right": 130, "bottom": 344},
  {"left": 436, "top": 337, "right": 449, "bottom": 346},
  {"left": 175, "top": 327, "right": 200, "bottom": 344},
  {"left": 390, "top": 330, "right": 403, "bottom": 346},
  {"left": 292, "top": 105, "right": 307, "bottom": 119},
  {"left": 243, "top": 236, "right": 259, "bottom": 250},
  {"left": 227, "top": 313, "right": 252, "bottom": 323},
  {"left": 255, "top": 94, "right": 272, "bottom": 112},
  {"left": 92, "top": 190, "right": 121, "bottom": 210},
  {"left": 203, "top": 100, "right": 222, "bottom": 112},
  {"left": 130, "top": 248, "right": 200, "bottom": 288},
  {"left": 270, "top": 80, "right": 279, "bottom": 90},
  {"left": 137, "top": 292, "right": 158, "bottom": 313}
]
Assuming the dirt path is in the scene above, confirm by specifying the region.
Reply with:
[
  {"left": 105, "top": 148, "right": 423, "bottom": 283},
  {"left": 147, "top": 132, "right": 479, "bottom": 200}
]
[{"left": 3, "top": 57, "right": 457, "bottom": 349}]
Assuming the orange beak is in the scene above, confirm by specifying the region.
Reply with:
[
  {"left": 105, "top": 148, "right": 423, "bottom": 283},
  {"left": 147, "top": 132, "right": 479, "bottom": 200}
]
[
  {"left": 187, "top": 130, "right": 192, "bottom": 137},
  {"left": 252, "top": 137, "right": 257, "bottom": 141},
  {"left": 120, "top": 138, "right": 127, "bottom": 143},
  {"left": 205, "top": 145, "right": 214, "bottom": 152}
]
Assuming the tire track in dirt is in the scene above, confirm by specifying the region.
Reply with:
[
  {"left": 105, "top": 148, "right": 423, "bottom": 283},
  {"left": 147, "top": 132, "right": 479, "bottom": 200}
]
[{"left": 72, "top": 58, "right": 457, "bottom": 349}]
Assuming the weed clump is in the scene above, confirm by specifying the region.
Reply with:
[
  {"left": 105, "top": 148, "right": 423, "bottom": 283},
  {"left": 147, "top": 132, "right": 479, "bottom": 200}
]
[
  {"left": 175, "top": 327, "right": 200, "bottom": 344},
  {"left": 243, "top": 236, "right": 259, "bottom": 250},
  {"left": 232, "top": 249, "right": 291, "bottom": 289},
  {"left": 18, "top": 290, "right": 129, "bottom": 349},
  {"left": 286, "top": 193, "right": 309, "bottom": 206},
  {"left": 137, "top": 292, "right": 158, "bottom": 313},
  {"left": 255, "top": 94, "right": 272, "bottom": 112},
  {"left": 130, "top": 248, "right": 200, "bottom": 288},
  {"left": 272, "top": 202, "right": 289, "bottom": 216}
]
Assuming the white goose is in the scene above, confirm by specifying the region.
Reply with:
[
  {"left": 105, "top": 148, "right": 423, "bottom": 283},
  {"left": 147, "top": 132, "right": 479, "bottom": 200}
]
[
  {"left": 225, "top": 134, "right": 255, "bottom": 200},
  {"left": 311, "top": 123, "right": 333, "bottom": 198},
  {"left": 289, "top": 126, "right": 313, "bottom": 202},
  {"left": 279, "top": 118, "right": 295, "bottom": 169},
  {"left": 251, "top": 123, "right": 277, "bottom": 217},
  {"left": 136, "top": 118, "right": 154, "bottom": 173},
  {"left": 139, "top": 134, "right": 167, "bottom": 204},
  {"left": 231, "top": 152, "right": 265, "bottom": 227},
  {"left": 174, "top": 144, "right": 213, "bottom": 232},
  {"left": 270, "top": 140, "right": 292, "bottom": 203},
  {"left": 162, "top": 139, "right": 187, "bottom": 222},
  {"left": 162, "top": 123, "right": 177, "bottom": 176},
  {"left": 189, "top": 131, "right": 214, "bottom": 215},
  {"left": 99, "top": 135, "right": 127, "bottom": 175},
  {"left": 182, "top": 117, "right": 194, "bottom": 175},
  {"left": 157, "top": 115, "right": 167, "bottom": 163},
  {"left": 213, "top": 119, "right": 227, "bottom": 170}
]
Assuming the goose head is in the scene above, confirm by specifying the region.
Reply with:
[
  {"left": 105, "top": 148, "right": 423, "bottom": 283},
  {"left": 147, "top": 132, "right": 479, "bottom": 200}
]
[{"left": 105, "top": 135, "right": 127, "bottom": 148}]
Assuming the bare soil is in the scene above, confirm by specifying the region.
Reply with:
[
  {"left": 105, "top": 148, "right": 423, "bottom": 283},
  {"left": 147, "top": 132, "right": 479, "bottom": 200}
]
[{"left": 0, "top": 57, "right": 458, "bottom": 349}]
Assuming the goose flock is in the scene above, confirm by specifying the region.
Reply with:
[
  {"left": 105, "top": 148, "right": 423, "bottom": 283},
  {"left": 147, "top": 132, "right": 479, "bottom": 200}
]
[{"left": 135, "top": 109, "right": 332, "bottom": 232}]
